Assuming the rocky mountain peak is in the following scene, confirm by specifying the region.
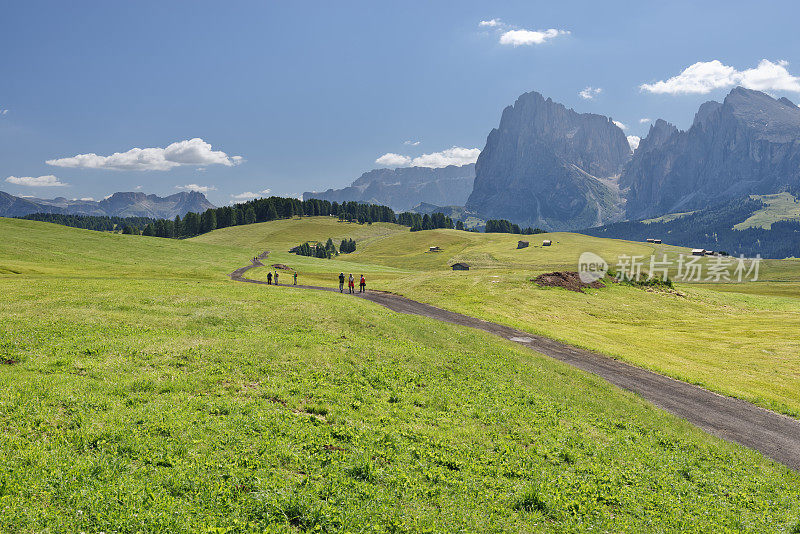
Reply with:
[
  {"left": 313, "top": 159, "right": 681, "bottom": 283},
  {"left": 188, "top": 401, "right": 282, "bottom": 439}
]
[
  {"left": 621, "top": 86, "right": 800, "bottom": 220},
  {"left": 464, "top": 90, "right": 629, "bottom": 230}
]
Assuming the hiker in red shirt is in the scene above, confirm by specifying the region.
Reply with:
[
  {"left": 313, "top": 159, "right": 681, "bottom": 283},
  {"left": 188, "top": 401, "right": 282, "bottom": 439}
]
[{"left": 359, "top": 275, "right": 366, "bottom": 292}]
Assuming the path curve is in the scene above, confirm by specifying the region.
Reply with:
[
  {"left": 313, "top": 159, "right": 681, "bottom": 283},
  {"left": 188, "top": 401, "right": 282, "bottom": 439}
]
[{"left": 231, "top": 253, "right": 800, "bottom": 471}]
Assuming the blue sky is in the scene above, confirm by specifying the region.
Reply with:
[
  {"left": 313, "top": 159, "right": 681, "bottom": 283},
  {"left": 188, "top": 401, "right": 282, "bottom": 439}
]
[{"left": 2, "top": 0, "right": 799, "bottom": 205}]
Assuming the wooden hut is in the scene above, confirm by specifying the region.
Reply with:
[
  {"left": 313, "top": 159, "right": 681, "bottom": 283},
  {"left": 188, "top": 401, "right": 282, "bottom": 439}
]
[
  {"left": 542, "top": 240, "right": 552, "bottom": 246},
  {"left": 517, "top": 240, "right": 529, "bottom": 249},
  {"left": 451, "top": 262, "right": 470, "bottom": 271}
]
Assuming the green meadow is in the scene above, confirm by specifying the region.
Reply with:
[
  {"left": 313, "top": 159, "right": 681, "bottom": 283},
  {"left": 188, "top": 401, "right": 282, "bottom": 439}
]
[
  {"left": 197, "top": 218, "right": 800, "bottom": 416},
  {"left": 2, "top": 216, "right": 800, "bottom": 531},
  {"left": 734, "top": 192, "right": 800, "bottom": 230}
]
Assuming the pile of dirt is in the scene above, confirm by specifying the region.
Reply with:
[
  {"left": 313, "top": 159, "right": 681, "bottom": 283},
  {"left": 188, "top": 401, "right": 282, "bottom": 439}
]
[
  {"left": 271, "top": 264, "right": 293, "bottom": 271},
  {"left": 531, "top": 271, "right": 605, "bottom": 293}
]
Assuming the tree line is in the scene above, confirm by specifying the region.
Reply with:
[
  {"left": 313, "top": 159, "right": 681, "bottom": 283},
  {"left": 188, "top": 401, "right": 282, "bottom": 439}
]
[
  {"left": 20, "top": 213, "right": 158, "bottom": 233},
  {"left": 292, "top": 237, "right": 356, "bottom": 259},
  {"left": 485, "top": 219, "right": 545, "bottom": 235},
  {"left": 19, "top": 195, "right": 551, "bottom": 240},
  {"left": 398, "top": 212, "right": 457, "bottom": 232}
]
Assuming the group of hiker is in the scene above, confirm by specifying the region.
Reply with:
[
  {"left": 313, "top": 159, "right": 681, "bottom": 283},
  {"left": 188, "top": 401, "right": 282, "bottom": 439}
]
[
  {"left": 260, "top": 263, "right": 365, "bottom": 293},
  {"left": 265, "top": 269, "right": 297, "bottom": 285},
  {"left": 339, "top": 272, "right": 366, "bottom": 293}
]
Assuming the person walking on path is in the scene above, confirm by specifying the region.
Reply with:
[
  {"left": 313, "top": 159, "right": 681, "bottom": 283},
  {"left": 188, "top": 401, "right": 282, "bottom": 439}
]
[
  {"left": 348, "top": 274, "right": 355, "bottom": 294},
  {"left": 339, "top": 272, "right": 345, "bottom": 292},
  {"left": 266, "top": 271, "right": 273, "bottom": 285},
  {"left": 293, "top": 271, "right": 298, "bottom": 285},
  {"left": 359, "top": 274, "right": 366, "bottom": 293},
  {"left": 274, "top": 271, "right": 279, "bottom": 285}
]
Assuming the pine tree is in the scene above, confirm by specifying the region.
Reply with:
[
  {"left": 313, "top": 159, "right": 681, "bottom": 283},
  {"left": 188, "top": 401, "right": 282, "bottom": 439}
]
[{"left": 244, "top": 207, "right": 256, "bottom": 225}]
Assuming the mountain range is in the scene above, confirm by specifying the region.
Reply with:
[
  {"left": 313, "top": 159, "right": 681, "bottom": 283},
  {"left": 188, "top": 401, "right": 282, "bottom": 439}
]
[
  {"left": 0, "top": 191, "right": 215, "bottom": 219},
  {"left": 303, "top": 164, "right": 475, "bottom": 212},
  {"left": 14, "top": 87, "right": 796, "bottom": 236},
  {"left": 464, "top": 87, "right": 800, "bottom": 230},
  {"left": 621, "top": 87, "right": 800, "bottom": 220}
]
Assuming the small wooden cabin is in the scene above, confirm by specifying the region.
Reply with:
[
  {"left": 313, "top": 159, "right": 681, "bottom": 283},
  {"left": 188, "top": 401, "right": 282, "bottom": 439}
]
[
  {"left": 542, "top": 240, "right": 552, "bottom": 246},
  {"left": 451, "top": 262, "right": 470, "bottom": 271},
  {"left": 517, "top": 240, "right": 529, "bottom": 249},
  {"left": 429, "top": 246, "right": 441, "bottom": 252},
  {"left": 646, "top": 238, "right": 655, "bottom": 243},
  {"left": 691, "top": 249, "right": 705, "bottom": 256},
  {"left": 653, "top": 239, "right": 662, "bottom": 244}
]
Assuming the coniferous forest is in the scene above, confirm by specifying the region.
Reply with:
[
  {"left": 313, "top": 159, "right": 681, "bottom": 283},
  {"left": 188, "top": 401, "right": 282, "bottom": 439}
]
[{"left": 583, "top": 196, "right": 800, "bottom": 258}]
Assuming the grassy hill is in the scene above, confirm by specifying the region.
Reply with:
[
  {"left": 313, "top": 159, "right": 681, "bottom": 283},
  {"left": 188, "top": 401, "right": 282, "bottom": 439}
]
[
  {"left": 734, "top": 192, "right": 800, "bottom": 230},
  {"left": 193, "top": 218, "right": 800, "bottom": 417},
  {"left": 2, "top": 217, "right": 800, "bottom": 531}
]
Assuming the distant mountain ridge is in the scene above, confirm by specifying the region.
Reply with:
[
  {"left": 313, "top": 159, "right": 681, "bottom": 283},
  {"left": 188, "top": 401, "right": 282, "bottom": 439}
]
[
  {"left": 465, "top": 90, "right": 631, "bottom": 230},
  {"left": 583, "top": 193, "right": 800, "bottom": 259},
  {"left": 0, "top": 190, "right": 215, "bottom": 219},
  {"left": 463, "top": 87, "right": 800, "bottom": 231},
  {"left": 303, "top": 164, "right": 475, "bottom": 212},
  {"left": 622, "top": 87, "right": 800, "bottom": 220}
]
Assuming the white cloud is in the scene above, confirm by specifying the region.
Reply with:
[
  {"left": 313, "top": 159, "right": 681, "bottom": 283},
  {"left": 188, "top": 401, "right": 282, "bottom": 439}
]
[
  {"left": 376, "top": 146, "right": 480, "bottom": 169},
  {"left": 231, "top": 189, "right": 271, "bottom": 200},
  {"left": 627, "top": 136, "right": 641, "bottom": 151},
  {"left": 499, "top": 28, "right": 569, "bottom": 46},
  {"left": 79, "top": 197, "right": 95, "bottom": 201},
  {"left": 613, "top": 120, "right": 628, "bottom": 130},
  {"left": 375, "top": 153, "right": 412, "bottom": 167},
  {"left": 134, "top": 185, "right": 142, "bottom": 190},
  {"left": 6, "top": 175, "right": 68, "bottom": 187},
  {"left": 411, "top": 147, "right": 480, "bottom": 168},
  {"left": 640, "top": 59, "right": 800, "bottom": 94},
  {"left": 479, "top": 19, "right": 501, "bottom": 27},
  {"left": 404, "top": 140, "right": 420, "bottom": 146},
  {"left": 579, "top": 86, "right": 602, "bottom": 100},
  {"left": 175, "top": 184, "right": 216, "bottom": 193},
  {"left": 639, "top": 118, "right": 652, "bottom": 124},
  {"left": 0, "top": 109, "right": 8, "bottom": 116},
  {"left": 46, "top": 138, "right": 243, "bottom": 171}
]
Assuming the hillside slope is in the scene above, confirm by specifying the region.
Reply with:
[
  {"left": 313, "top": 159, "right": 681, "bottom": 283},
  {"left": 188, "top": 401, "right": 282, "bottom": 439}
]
[{"left": 2, "top": 217, "right": 800, "bottom": 530}]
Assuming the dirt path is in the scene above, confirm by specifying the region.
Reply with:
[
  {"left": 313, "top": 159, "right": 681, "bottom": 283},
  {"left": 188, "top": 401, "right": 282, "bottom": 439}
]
[{"left": 230, "top": 253, "right": 800, "bottom": 471}]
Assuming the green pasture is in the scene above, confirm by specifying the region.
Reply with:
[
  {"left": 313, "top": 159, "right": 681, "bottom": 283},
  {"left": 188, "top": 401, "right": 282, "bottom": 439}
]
[{"left": 2, "top": 216, "right": 800, "bottom": 531}]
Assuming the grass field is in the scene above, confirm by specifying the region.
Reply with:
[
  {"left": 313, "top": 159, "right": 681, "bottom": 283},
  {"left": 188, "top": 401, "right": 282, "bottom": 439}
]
[
  {"left": 196, "top": 219, "right": 800, "bottom": 416},
  {"left": 734, "top": 192, "right": 800, "bottom": 230},
  {"left": 3, "top": 217, "right": 800, "bottom": 531}
]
